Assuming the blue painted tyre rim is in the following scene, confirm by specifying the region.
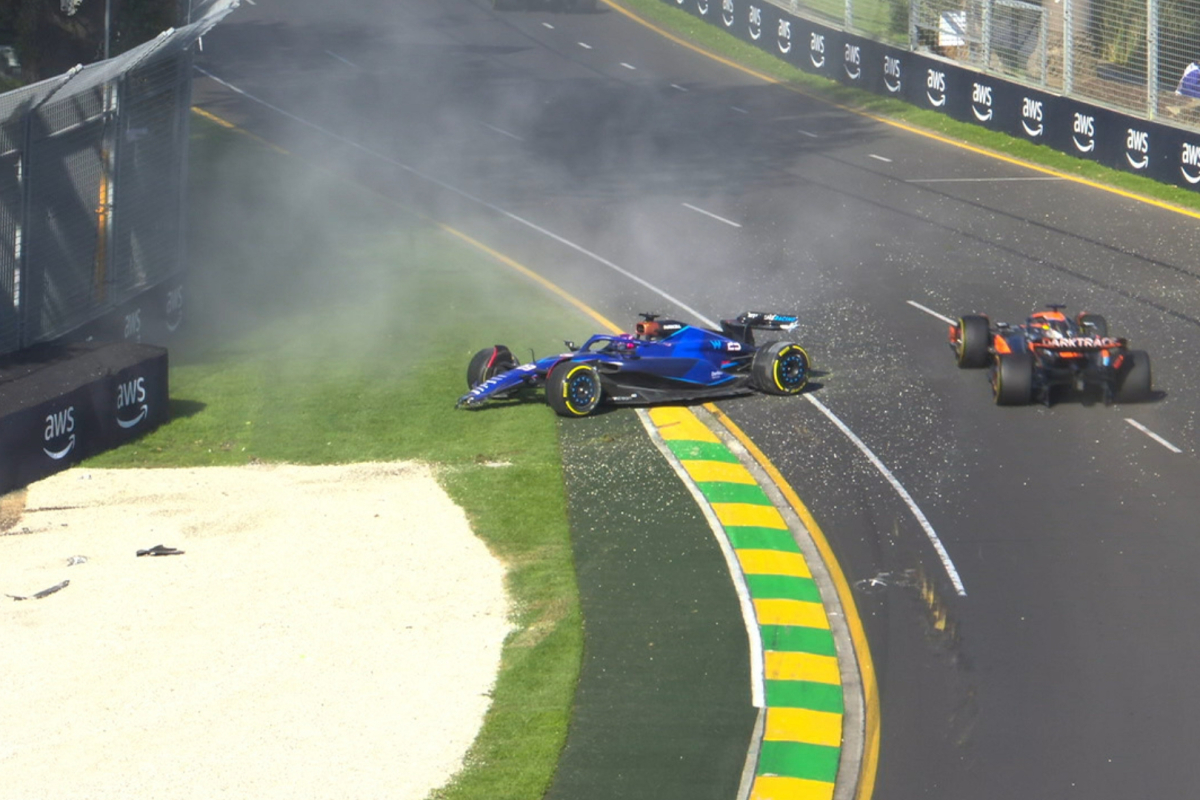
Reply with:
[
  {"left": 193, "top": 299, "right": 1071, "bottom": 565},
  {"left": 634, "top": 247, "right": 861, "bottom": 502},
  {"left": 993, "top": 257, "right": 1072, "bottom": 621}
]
[
  {"left": 566, "top": 367, "right": 600, "bottom": 413},
  {"left": 775, "top": 348, "right": 808, "bottom": 392}
]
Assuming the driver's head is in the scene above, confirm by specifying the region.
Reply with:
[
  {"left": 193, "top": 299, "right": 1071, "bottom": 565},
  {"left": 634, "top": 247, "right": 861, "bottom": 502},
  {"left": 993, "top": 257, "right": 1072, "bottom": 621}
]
[{"left": 636, "top": 320, "right": 662, "bottom": 340}]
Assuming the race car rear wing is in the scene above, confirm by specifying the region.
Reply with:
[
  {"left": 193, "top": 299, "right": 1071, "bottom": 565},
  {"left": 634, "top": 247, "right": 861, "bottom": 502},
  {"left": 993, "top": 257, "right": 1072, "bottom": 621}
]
[
  {"left": 720, "top": 311, "right": 800, "bottom": 344},
  {"left": 1031, "top": 335, "right": 1126, "bottom": 352}
]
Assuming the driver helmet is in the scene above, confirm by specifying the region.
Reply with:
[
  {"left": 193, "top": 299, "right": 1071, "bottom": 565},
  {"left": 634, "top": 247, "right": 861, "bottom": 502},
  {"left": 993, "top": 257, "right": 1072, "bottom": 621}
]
[
  {"left": 636, "top": 320, "right": 663, "bottom": 340},
  {"left": 1029, "top": 315, "right": 1071, "bottom": 339}
]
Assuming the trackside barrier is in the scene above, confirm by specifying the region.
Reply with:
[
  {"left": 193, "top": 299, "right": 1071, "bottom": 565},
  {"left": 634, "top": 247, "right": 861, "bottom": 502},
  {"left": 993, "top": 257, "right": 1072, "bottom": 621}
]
[
  {"left": 661, "top": 0, "right": 1200, "bottom": 192},
  {"left": 0, "top": 342, "right": 168, "bottom": 494}
]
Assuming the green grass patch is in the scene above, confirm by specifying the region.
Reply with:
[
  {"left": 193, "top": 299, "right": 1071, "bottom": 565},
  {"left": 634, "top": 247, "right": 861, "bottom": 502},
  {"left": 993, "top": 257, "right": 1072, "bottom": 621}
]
[
  {"left": 616, "top": 0, "right": 1200, "bottom": 213},
  {"left": 87, "top": 117, "right": 591, "bottom": 800}
]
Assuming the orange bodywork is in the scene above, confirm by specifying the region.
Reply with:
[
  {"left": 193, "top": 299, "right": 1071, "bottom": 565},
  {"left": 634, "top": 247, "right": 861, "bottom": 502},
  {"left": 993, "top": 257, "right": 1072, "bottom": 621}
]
[{"left": 993, "top": 334, "right": 1011, "bottom": 354}]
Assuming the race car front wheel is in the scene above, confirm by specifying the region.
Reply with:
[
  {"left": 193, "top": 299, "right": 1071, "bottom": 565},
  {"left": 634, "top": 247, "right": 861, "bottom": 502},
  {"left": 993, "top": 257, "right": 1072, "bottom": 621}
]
[
  {"left": 993, "top": 352, "right": 1033, "bottom": 405},
  {"left": 751, "top": 341, "right": 810, "bottom": 395},
  {"left": 467, "top": 345, "right": 517, "bottom": 389},
  {"left": 546, "top": 362, "right": 603, "bottom": 417},
  {"left": 955, "top": 315, "right": 991, "bottom": 368}
]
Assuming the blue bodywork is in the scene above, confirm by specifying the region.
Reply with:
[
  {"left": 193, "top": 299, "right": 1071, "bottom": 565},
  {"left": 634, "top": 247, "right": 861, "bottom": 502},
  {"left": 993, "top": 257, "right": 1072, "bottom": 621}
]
[{"left": 457, "top": 312, "right": 804, "bottom": 410}]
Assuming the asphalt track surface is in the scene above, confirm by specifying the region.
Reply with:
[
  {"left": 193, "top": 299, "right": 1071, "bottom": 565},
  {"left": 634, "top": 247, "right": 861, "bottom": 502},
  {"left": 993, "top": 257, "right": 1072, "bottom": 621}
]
[{"left": 193, "top": 1, "right": 1200, "bottom": 797}]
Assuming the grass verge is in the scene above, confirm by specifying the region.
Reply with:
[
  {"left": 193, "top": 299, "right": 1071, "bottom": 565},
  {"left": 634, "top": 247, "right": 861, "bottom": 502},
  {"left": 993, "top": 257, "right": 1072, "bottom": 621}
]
[
  {"left": 614, "top": 0, "right": 1200, "bottom": 214},
  {"left": 87, "top": 117, "right": 591, "bottom": 800}
]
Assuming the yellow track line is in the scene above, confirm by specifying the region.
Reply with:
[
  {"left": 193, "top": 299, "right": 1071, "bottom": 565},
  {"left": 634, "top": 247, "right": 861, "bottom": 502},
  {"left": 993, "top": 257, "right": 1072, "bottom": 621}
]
[{"left": 602, "top": 0, "right": 1200, "bottom": 220}]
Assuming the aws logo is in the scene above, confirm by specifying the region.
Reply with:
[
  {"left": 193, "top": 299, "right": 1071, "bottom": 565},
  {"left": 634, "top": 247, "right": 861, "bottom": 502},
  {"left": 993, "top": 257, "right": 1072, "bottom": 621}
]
[
  {"left": 116, "top": 376, "right": 149, "bottom": 430},
  {"left": 1072, "top": 112, "right": 1096, "bottom": 153},
  {"left": 844, "top": 43, "right": 861, "bottom": 80},
  {"left": 124, "top": 308, "right": 141, "bottom": 342},
  {"left": 747, "top": 4, "right": 762, "bottom": 40},
  {"left": 165, "top": 284, "right": 184, "bottom": 332},
  {"left": 809, "top": 31, "right": 825, "bottom": 68},
  {"left": 44, "top": 406, "right": 76, "bottom": 460},
  {"left": 1021, "top": 97, "right": 1044, "bottom": 137},
  {"left": 926, "top": 69, "right": 947, "bottom": 107},
  {"left": 883, "top": 54, "right": 902, "bottom": 93},
  {"left": 1125, "top": 128, "right": 1149, "bottom": 169},
  {"left": 777, "top": 18, "right": 791, "bottom": 54},
  {"left": 1180, "top": 141, "right": 1200, "bottom": 184},
  {"left": 721, "top": 0, "right": 735, "bottom": 27},
  {"left": 971, "top": 82, "right": 993, "bottom": 121}
]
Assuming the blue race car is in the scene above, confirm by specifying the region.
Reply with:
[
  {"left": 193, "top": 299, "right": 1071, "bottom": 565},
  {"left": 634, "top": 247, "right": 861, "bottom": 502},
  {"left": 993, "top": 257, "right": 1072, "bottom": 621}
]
[{"left": 456, "top": 312, "right": 811, "bottom": 417}]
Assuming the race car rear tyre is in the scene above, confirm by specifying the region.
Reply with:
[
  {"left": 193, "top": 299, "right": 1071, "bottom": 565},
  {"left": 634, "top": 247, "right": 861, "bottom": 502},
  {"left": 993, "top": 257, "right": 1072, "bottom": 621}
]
[
  {"left": 751, "top": 341, "right": 810, "bottom": 395},
  {"left": 955, "top": 315, "right": 991, "bottom": 368},
  {"left": 1115, "top": 349, "right": 1152, "bottom": 403},
  {"left": 993, "top": 352, "right": 1033, "bottom": 405},
  {"left": 467, "top": 345, "right": 517, "bottom": 389},
  {"left": 546, "top": 362, "right": 603, "bottom": 417},
  {"left": 1078, "top": 313, "right": 1108, "bottom": 337}
]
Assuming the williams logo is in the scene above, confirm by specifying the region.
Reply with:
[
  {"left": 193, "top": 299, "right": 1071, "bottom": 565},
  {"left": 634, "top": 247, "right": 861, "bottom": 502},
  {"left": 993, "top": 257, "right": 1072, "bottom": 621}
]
[
  {"left": 722, "top": 0, "right": 735, "bottom": 27},
  {"left": 926, "top": 69, "right": 947, "bottom": 107},
  {"left": 117, "top": 376, "right": 149, "bottom": 430},
  {"left": 1021, "top": 97, "right": 1044, "bottom": 137},
  {"left": 844, "top": 43, "right": 861, "bottom": 80},
  {"left": 1125, "top": 128, "right": 1149, "bottom": 169},
  {"left": 43, "top": 406, "right": 76, "bottom": 460},
  {"left": 777, "top": 18, "right": 791, "bottom": 54},
  {"left": 809, "top": 32, "right": 825, "bottom": 68},
  {"left": 1180, "top": 141, "right": 1200, "bottom": 184},
  {"left": 971, "top": 82, "right": 993, "bottom": 121},
  {"left": 697, "top": 0, "right": 709, "bottom": 15},
  {"left": 747, "top": 4, "right": 762, "bottom": 40},
  {"left": 1072, "top": 112, "right": 1096, "bottom": 153},
  {"left": 884, "top": 54, "right": 902, "bottom": 93}
]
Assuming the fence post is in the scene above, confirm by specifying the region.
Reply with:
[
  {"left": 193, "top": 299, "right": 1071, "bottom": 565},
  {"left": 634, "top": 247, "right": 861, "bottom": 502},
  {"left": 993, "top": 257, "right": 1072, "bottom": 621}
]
[
  {"left": 1147, "top": 0, "right": 1159, "bottom": 118},
  {"left": 17, "top": 104, "right": 31, "bottom": 348},
  {"left": 1062, "top": 0, "right": 1073, "bottom": 96}
]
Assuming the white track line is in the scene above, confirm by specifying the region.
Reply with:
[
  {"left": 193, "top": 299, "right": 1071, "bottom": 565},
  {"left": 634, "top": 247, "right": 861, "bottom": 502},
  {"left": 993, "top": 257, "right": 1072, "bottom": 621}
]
[
  {"left": 731, "top": 106, "right": 749, "bottom": 114},
  {"left": 907, "top": 299, "right": 956, "bottom": 325},
  {"left": 324, "top": 50, "right": 358, "bottom": 69},
  {"left": 542, "top": 22, "right": 554, "bottom": 29},
  {"left": 620, "top": 62, "right": 637, "bottom": 70},
  {"left": 480, "top": 122, "right": 524, "bottom": 142},
  {"left": 1125, "top": 418, "right": 1183, "bottom": 453},
  {"left": 805, "top": 395, "right": 968, "bottom": 596},
  {"left": 197, "top": 68, "right": 963, "bottom": 598},
  {"left": 578, "top": 41, "right": 592, "bottom": 49},
  {"left": 682, "top": 202, "right": 742, "bottom": 228},
  {"left": 670, "top": 83, "right": 689, "bottom": 92},
  {"left": 797, "top": 129, "right": 819, "bottom": 138},
  {"left": 868, "top": 154, "right": 892, "bottom": 163}
]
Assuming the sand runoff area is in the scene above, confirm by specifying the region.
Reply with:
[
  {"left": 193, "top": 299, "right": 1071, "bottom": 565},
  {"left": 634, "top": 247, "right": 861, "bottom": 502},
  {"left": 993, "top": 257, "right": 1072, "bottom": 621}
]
[{"left": 0, "top": 462, "right": 510, "bottom": 799}]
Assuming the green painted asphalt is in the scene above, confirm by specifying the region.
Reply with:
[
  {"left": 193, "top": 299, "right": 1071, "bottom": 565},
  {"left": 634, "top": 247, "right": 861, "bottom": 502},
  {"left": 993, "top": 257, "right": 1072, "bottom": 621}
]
[{"left": 546, "top": 409, "right": 756, "bottom": 800}]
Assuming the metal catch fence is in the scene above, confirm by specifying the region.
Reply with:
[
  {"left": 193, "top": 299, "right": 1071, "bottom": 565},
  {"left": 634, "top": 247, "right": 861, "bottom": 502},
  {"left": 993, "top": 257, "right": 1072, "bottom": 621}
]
[
  {"left": 0, "top": 0, "right": 238, "bottom": 358},
  {"left": 776, "top": 0, "right": 1200, "bottom": 121}
]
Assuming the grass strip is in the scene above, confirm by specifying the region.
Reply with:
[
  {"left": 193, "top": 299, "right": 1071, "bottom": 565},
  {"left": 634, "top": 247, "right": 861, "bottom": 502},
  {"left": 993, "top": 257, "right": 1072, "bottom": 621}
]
[{"left": 87, "top": 116, "right": 590, "bottom": 800}]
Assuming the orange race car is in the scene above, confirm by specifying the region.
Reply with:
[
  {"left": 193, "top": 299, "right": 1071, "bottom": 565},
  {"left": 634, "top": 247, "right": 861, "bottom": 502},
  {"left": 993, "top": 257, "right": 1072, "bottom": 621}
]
[{"left": 949, "top": 304, "right": 1152, "bottom": 406}]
